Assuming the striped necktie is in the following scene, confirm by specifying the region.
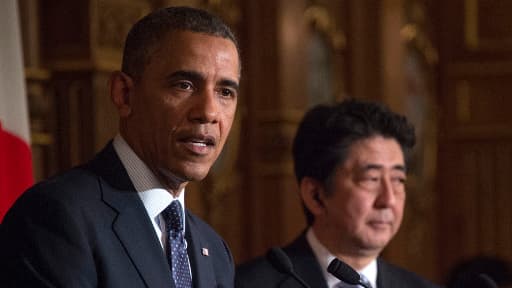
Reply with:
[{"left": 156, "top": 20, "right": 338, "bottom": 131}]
[{"left": 335, "top": 274, "right": 373, "bottom": 288}]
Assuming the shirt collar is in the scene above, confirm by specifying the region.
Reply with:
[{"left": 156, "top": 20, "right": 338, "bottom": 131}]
[
  {"left": 112, "top": 134, "right": 186, "bottom": 221},
  {"left": 306, "top": 227, "right": 377, "bottom": 288}
]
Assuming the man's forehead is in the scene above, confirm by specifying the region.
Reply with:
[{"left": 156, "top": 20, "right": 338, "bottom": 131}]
[
  {"left": 157, "top": 31, "right": 240, "bottom": 68},
  {"left": 142, "top": 31, "right": 240, "bottom": 80},
  {"left": 343, "top": 138, "right": 405, "bottom": 168},
  {"left": 162, "top": 30, "right": 239, "bottom": 56}
]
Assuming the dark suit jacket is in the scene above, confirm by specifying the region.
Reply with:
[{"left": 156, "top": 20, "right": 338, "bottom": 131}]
[
  {"left": 0, "top": 143, "right": 234, "bottom": 288},
  {"left": 235, "top": 233, "right": 440, "bottom": 288}
]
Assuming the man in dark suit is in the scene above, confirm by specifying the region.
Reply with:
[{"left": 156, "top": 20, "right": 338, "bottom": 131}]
[
  {"left": 236, "top": 100, "right": 440, "bottom": 288},
  {"left": 1, "top": 6, "right": 240, "bottom": 288}
]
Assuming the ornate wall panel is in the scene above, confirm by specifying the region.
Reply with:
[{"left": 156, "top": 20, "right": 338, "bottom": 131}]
[
  {"left": 437, "top": 0, "right": 512, "bottom": 281},
  {"left": 448, "top": 73, "right": 512, "bottom": 137},
  {"left": 439, "top": 141, "right": 512, "bottom": 276},
  {"left": 35, "top": 0, "right": 151, "bottom": 170},
  {"left": 236, "top": 0, "right": 312, "bottom": 262},
  {"left": 304, "top": 0, "right": 348, "bottom": 105},
  {"left": 377, "top": 0, "right": 439, "bottom": 281},
  {"left": 25, "top": 68, "right": 55, "bottom": 180},
  {"left": 19, "top": 0, "right": 57, "bottom": 180},
  {"left": 92, "top": 0, "right": 151, "bottom": 69},
  {"left": 441, "top": 0, "right": 512, "bottom": 62},
  {"left": 346, "top": 0, "right": 381, "bottom": 101},
  {"left": 464, "top": 0, "right": 512, "bottom": 52}
]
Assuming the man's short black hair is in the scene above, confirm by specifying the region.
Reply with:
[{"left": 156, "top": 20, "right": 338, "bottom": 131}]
[
  {"left": 121, "top": 6, "right": 239, "bottom": 79},
  {"left": 292, "top": 99, "right": 416, "bottom": 225}
]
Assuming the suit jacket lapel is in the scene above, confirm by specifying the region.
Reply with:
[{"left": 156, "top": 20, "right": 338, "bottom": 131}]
[
  {"left": 185, "top": 211, "right": 216, "bottom": 288},
  {"left": 377, "top": 258, "right": 398, "bottom": 288},
  {"left": 109, "top": 194, "right": 174, "bottom": 288},
  {"left": 285, "top": 233, "right": 328, "bottom": 288},
  {"left": 86, "top": 143, "right": 174, "bottom": 288}
]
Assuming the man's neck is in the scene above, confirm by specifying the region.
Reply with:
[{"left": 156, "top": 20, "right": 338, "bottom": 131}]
[
  {"left": 311, "top": 225, "right": 379, "bottom": 270},
  {"left": 156, "top": 168, "right": 188, "bottom": 197},
  {"left": 114, "top": 133, "right": 188, "bottom": 197},
  {"left": 118, "top": 131, "right": 188, "bottom": 196}
]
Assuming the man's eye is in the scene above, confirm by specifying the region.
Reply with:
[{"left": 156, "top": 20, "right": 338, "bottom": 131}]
[
  {"left": 358, "top": 176, "right": 380, "bottom": 189},
  {"left": 174, "top": 82, "right": 193, "bottom": 90},
  {"left": 363, "top": 176, "right": 379, "bottom": 182},
  {"left": 219, "top": 88, "right": 236, "bottom": 98}
]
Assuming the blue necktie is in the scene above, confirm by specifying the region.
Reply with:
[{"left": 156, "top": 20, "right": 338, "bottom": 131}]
[
  {"left": 359, "top": 274, "right": 372, "bottom": 288},
  {"left": 162, "top": 200, "right": 192, "bottom": 288},
  {"left": 335, "top": 274, "right": 373, "bottom": 288}
]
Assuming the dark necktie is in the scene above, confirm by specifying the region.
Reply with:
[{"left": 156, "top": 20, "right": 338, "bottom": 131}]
[
  {"left": 162, "top": 200, "right": 192, "bottom": 288},
  {"left": 335, "top": 274, "right": 373, "bottom": 288},
  {"left": 360, "top": 274, "right": 372, "bottom": 288}
]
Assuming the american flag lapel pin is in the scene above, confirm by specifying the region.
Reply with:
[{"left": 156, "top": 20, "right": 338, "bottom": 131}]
[{"left": 201, "top": 248, "right": 209, "bottom": 256}]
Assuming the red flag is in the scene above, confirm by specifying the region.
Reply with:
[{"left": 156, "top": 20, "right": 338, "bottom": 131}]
[
  {"left": 0, "top": 0, "right": 34, "bottom": 221},
  {"left": 0, "top": 124, "right": 33, "bottom": 220}
]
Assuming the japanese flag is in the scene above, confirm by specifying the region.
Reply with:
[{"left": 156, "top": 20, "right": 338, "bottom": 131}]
[{"left": 0, "top": 0, "right": 33, "bottom": 221}]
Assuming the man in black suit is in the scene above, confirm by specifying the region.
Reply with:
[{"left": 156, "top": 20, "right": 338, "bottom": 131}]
[
  {"left": 1, "top": 6, "right": 240, "bottom": 288},
  {"left": 236, "top": 100, "right": 440, "bottom": 288}
]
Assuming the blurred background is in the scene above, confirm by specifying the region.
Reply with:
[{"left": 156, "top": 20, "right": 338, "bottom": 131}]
[{"left": 9, "top": 0, "right": 512, "bottom": 284}]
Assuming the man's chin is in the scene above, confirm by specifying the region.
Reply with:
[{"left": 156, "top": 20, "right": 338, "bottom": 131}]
[
  {"left": 161, "top": 161, "right": 213, "bottom": 180},
  {"left": 184, "top": 173, "right": 209, "bottom": 182},
  {"left": 365, "top": 238, "right": 392, "bottom": 251},
  {"left": 176, "top": 167, "right": 211, "bottom": 182},
  {"left": 357, "top": 233, "right": 393, "bottom": 252}
]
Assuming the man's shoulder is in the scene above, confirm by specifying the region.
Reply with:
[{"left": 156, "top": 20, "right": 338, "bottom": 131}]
[
  {"left": 236, "top": 255, "right": 287, "bottom": 288},
  {"left": 237, "top": 255, "right": 275, "bottom": 274},
  {"left": 1, "top": 165, "right": 109, "bottom": 232},
  {"left": 12, "top": 141, "right": 125, "bottom": 209},
  {"left": 15, "top": 166, "right": 99, "bottom": 204},
  {"left": 378, "top": 259, "right": 442, "bottom": 288},
  {"left": 235, "top": 235, "right": 321, "bottom": 288},
  {"left": 39, "top": 165, "right": 97, "bottom": 187},
  {"left": 236, "top": 234, "right": 307, "bottom": 278}
]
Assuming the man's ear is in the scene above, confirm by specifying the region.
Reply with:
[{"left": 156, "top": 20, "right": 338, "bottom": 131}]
[
  {"left": 300, "top": 177, "right": 327, "bottom": 217},
  {"left": 110, "top": 71, "right": 134, "bottom": 117}
]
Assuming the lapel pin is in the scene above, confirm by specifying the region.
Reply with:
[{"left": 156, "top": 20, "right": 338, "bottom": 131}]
[{"left": 201, "top": 248, "right": 209, "bottom": 256}]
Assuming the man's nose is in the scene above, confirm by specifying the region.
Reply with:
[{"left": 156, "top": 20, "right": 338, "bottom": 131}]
[
  {"left": 375, "top": 177, "right": 396, "bottom": 207},
  {"left": 189, "top": 88, "right": 219, "bottom": 124}
]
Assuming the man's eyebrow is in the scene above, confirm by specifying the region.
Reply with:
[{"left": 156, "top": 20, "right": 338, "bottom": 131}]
[
  {"left": 361, "top": 164, "right": 383, "bottom": 171},
  {"left": 392, "top": 164, "right": 407, "bottom": 173},
  {"left": 166, "top": 70, "right": 239, "bottom": 91},
  {"left": 218, "top": 79, "right": 239, "bottom": 92},
  {"left": 166, "top": 70, "right": 203, "bottom": 82},
  {"left": 361, "top": 164, "right": 407, "bottom": 172}
]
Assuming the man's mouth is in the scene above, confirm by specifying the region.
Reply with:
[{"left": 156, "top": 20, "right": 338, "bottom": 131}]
[
  {"left": 186, "top": 136, "right": 215, "bottom": 146},
  {"left": 369, "top": 220, "right": 391, "bottom": 225},
  {"left": 179, "top": 135, "right": 216, "bottom": 155},
  {"left": 189, "top": 138, "right": 214, "bottom": 146},
  {"left": 367, "top": 221, "right": 391, "bottom": 232}
]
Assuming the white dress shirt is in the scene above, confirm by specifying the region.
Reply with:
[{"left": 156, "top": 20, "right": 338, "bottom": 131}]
[
  {"left": 306, "top": 227, "right": 378, "bottom": 288},
  {"left": 113, "top": 134, "right": 186, "bottom": 249}
]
